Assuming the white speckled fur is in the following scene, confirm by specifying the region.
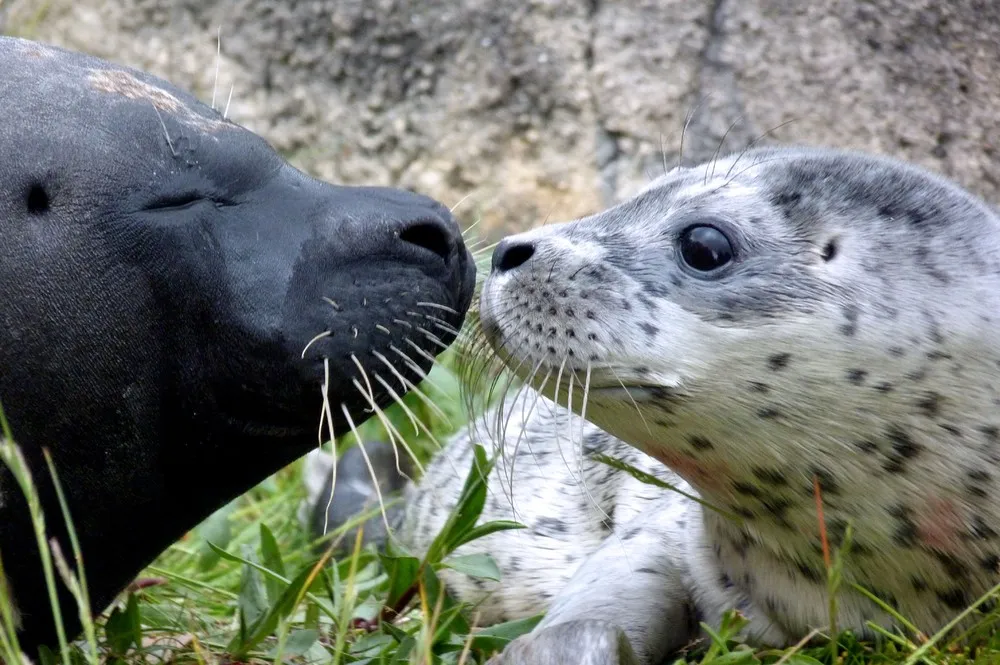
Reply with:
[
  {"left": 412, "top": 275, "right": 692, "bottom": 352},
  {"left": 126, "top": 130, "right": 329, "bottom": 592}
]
[{"left": 398, "top": 146, "right": 1000, "bottom": 664}]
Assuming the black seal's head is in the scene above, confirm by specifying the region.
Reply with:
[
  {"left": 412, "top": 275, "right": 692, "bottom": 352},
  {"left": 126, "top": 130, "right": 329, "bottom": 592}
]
[{"left": 0, "top": 36, "right": 475, "bottom": 652}]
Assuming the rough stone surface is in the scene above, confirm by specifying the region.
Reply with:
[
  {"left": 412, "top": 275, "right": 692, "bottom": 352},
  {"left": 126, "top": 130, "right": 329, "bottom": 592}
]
[{"left": 4, "top": 0, "right": 998, "bottom": 238}]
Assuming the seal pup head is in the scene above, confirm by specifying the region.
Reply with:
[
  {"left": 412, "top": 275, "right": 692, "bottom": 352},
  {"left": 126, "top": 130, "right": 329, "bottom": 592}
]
[
  {"left": 0, "top": 36, "right": 475, "bottom": 651},
  {"left": 477, "top": 145, "right": 1000, "bottom": 622}
]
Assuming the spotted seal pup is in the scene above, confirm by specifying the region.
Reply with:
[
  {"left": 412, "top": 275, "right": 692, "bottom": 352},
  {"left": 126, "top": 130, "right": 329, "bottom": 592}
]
[
  {"left": 0, "top": 36, "right": 475, "bottom": 656},
  {"left": 390, "top": 145, "right": 1000, "bottom": 663}
]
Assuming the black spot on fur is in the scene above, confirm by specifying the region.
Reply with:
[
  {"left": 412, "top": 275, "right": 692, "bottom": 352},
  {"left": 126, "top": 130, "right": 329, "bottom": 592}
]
[
  {"left": 934, "top": 552, "right": 969, "bottom": 580},
  {"left": 748, "top": 381, "right": 770, "bottom": 394},
  {"left": 688, "top": 435, "right": 714, "bottom": 451},
  {"left": 874, "top": 382, "right": 894, "bottom": 393},
  {"left": 937, "top": 588, "right": 970, "bottom": 610},
  {"left": 811, "top": 467, "right": 840, "bottom": 495},
  {"left": 752, "top": 467, "right": 788, "bottom": 486},
  {"left": 534, "top": 517, "right": 568, "bottom": 537},
  {"left": 846, "top": 369, "right": 867, "bottom": 385},
  {"left": 968, "top": 469, "right": 992, "bottom": 483},
  {"left": 756, "top": 406, "right": 782, "bottom": 419},
  {"left": 911, "top": 576, "right": 928, "bottom": 592},
  {"left": 981, "top": 426, "right": 1000, "bottom": 444},
  {"left": 732, "top": 481, "right": 763, "bottom": 498},
  {"left": 760, "top": 497, "right": 793, "bottom": 526},
  {"left": 641, "top": 322, "right": 659, "bottom": 338},
  {"left": 768, "top": 353, "right": 791, "bottom": 371},
  {"left": 796, "top": 561, "right": 823, "bottom": 583},
  {"left": 916, "top": 392, "right": 942, "bottom": 418},
  {"left": 772, "top": 191, "right": 802, "bottom": 209},
  {"left": 888, "top": 346, "right": 906, "bottom": 357},
  {"left": 890, "top": 504, "right": 918, "bottom": 547},
  {"left": 969, "top": 517, "right": 997, "bottom": 541},
  {"left": 883, "top": 426, "right": 922, "bottom": 473},
  {"left": 855, "top": 439, "right": 879, "bottom": 454},
  {"left": 982, "top": 554, "right": 1000, "bottom": 574}
]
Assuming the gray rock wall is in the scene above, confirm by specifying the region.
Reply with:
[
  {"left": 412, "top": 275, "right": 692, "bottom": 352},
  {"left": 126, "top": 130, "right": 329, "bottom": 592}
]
[{"left": 4, "top": 0, "right": 998, "bottom": 238}]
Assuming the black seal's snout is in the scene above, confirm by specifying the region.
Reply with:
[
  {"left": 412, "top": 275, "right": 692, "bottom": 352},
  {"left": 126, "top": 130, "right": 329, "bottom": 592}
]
[{"left": 491, "top": 238, "right": 536, "bottom": 273}]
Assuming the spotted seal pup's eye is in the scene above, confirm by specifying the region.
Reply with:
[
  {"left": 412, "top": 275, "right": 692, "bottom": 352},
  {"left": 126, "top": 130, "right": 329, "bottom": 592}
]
[{"left": 678, "top": 224, "right": 734, "bottom": 274}]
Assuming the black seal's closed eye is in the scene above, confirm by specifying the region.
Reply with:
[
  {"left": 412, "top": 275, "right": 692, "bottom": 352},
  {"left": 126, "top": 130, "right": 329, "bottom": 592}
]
[
  {"left": 143, "top": 193, "right": 222, "bottom": 212},
  {"left": 678, "top": 224, "right": 734, "bottom": 274}
]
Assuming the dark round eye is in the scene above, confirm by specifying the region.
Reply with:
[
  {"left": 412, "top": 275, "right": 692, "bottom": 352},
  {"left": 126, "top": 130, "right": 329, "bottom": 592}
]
[{"left": 679, "top": 225, "right": 734, "bottom": 273}]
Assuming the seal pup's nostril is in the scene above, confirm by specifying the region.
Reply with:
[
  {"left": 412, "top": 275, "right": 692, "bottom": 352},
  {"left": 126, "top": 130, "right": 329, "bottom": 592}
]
[
  {"left": 399, "top": 219, "right": 454, "bottom": 262},
  {"left": 491, "top": 239, "right": 535, "bottom": 273}
]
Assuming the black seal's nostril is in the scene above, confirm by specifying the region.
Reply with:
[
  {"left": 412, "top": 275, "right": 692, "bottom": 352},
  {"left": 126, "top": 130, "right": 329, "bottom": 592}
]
[
  {"left": 491, "top": 239, "right": 535, "bottom": 273},
  {"left": 399, "top": 219, "right": 453, "bottom": 262}
]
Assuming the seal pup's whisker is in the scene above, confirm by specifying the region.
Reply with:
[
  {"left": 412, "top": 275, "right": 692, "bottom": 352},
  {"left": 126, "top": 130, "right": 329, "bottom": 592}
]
[
  {"left": 723, "top": 117, "right": 800, "bottom": 182},
  {"left": 609, "top": 366, "right": 653, "bottom": 437},
  {"left": 676, "top": 93, "right": 712, "bottom": 171},
  {"left": 659, "top": 131, "right": 669, "bottom": 177},
  {"left": 706, "top": 115, "right": 746, "bottom": 184}
]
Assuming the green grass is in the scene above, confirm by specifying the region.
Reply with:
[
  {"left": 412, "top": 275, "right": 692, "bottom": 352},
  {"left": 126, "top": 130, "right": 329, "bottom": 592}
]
[{"left": 3, "top": 343, "right": 1000, "bottom": 665}]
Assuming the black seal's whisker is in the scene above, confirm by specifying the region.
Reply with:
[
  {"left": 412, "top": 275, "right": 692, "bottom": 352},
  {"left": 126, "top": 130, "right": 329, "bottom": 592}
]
[
  {"left": 351, "top": 375, "right": 420, "bottom": 480},
  {"left": 403, "top": 337, "right": 439, "bottom": 366},
  {"left": 301, "top": 330, "right": 332, "bottom": 359},
  {"left": 416, "top": 302, "right": 459, "bottom": 315},
  {"left": 316, "top": 357, "right": 338, "bottom": 535},
  {"left": 376, "top": 349, "right": 452, "bottom": 426},
  {"left": 395, "top": 341, "right": 449, "bottom": 395},
  {"left": 223, "top": 83, "right": 235, "bottom": 121},
  {"left": 340, "top": 402, "right": 393, "bottom": 538},
  {"left": 149, "top": 104, "right": 178, "bottom": 157},
  {"left": 211, "top": 25, "right": 222, "bottom": 111},
  {"left": 449, "top": 192, "right": 475, "bottom": 214}
]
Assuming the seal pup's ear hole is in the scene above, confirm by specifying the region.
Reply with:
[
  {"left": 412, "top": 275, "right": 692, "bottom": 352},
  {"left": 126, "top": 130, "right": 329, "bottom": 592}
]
[
  {"left": 821, "top": 238, "right": 838, "bottom": 262},
  {"left": 26, "top": 184, "right": 50, "bottom": 215}
]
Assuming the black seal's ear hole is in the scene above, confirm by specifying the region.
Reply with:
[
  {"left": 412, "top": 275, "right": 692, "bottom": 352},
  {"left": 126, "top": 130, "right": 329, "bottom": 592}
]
[
  {"left": 821, "top": 238, "right": 838, "bottom": 262},
  {"left": 26, "top": 184, "right": 50, "bottom": 215}
]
